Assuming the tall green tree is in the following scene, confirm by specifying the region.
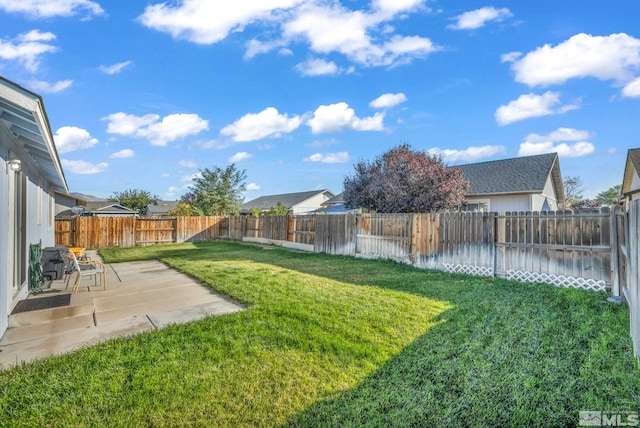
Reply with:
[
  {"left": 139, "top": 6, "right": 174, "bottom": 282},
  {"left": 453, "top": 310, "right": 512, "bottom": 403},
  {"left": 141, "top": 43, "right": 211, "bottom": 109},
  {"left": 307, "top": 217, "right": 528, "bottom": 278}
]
[
  {"left": 110, "top": 188, "right": 159, "bottom": 214},
  {"left": 186, "top": 164, "right": 247, "bottom": 215},
  {"left": 343, "top": 144, "right": 469, "bottom": 213},
  {"left": 595, "top": 184, "right": 622, "bottom": 206},
  {"left": 265, "top": 202, "right": 289, "bottom": 215},
  {"left": 562, "top": 176, "right": 584, "bottom": 208}
]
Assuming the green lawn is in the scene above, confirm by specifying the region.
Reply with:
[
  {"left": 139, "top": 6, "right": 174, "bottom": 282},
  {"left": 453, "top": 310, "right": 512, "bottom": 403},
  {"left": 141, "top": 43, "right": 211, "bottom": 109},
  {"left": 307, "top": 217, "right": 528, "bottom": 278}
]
[{"left": 1, "top": 240, "right": 638, "bottom": 426}]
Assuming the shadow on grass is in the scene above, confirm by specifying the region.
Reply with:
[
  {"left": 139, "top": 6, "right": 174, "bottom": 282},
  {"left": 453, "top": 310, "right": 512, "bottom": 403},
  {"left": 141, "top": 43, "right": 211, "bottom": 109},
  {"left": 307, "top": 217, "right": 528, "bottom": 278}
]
[{"left": 101, "top": 241, "right": 640, "bottom": 426}]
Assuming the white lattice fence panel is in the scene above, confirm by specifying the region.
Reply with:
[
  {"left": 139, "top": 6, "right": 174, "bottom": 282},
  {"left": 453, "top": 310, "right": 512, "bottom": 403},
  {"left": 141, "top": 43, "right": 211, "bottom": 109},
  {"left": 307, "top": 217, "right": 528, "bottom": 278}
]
[
  {"left": 442, "top": 263, "right": 494, "bottom": 277},
  {"left": 506, "top": 270, "right": 607, "bottom": 292}
]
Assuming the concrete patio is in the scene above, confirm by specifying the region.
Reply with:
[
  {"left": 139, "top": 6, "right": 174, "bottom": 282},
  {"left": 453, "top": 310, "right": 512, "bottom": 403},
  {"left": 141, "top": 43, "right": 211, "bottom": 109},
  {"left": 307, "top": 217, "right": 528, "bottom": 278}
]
[{"left": 0, "top": 251, "right": 244, "bottom": 369}]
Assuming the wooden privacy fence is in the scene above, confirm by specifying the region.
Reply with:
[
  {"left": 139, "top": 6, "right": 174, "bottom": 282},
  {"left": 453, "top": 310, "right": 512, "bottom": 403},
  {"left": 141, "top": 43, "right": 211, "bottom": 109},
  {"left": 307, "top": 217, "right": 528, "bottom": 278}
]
[
  {"left": 56, "top": 216, "right": 228, "bottom": 248},
  {"left": 56, "top": 209, "right": 615, "bottom": 293}
]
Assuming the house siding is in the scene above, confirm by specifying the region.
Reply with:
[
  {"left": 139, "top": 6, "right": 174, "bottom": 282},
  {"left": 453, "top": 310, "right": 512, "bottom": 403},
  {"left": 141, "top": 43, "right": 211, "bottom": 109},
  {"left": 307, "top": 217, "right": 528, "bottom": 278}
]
[
  {"left": 0, "top": 143, "right": 11, "bottom": 336},
  {"left": 292, "top": 193, "right": 332, "bottom": 214},
  {"left": 56, "top": 192, "right": 79, "bottom": 215},
  {"left": 530, "top": 176, "right": 560, "bottom": 211},
  {"left": 631, "top": 169, "right": 640, "bottom": 201},
  {"left": 0, "top": 118, "right": 56, "bottom": 338},
  {"left": 487, "top": 194, "right": 530, "bottom": 213}
]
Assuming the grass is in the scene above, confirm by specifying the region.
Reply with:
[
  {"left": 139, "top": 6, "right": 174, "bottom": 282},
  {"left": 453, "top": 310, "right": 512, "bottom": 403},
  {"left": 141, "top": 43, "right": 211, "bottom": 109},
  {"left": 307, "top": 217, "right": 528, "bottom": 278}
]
[{"left": 1, "top": 240, "right": 639, "bottom": 427}]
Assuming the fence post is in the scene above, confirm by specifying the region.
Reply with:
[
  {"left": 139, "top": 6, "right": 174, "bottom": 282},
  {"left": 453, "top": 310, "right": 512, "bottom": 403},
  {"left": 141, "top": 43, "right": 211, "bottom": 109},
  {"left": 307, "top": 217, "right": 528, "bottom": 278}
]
[
  {"left": 287, "top": 215, "right": 295, "bottom": 242},
  {"left": 611, "top": 206, "right": 621, "bottom": 297},
  {"left": 492, "top": 213, "right": 499, "bottom": 278}
]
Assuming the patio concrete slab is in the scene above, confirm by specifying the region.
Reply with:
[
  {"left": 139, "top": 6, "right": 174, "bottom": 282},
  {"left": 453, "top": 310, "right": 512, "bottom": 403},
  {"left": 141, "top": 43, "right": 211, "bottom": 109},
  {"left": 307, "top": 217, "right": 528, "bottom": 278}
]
[
  {"left": 0, "top": 252, "right": 244, "bottom": 369},
  {"left": 148, "top": 300, "right": 243, "bottom": 329}
]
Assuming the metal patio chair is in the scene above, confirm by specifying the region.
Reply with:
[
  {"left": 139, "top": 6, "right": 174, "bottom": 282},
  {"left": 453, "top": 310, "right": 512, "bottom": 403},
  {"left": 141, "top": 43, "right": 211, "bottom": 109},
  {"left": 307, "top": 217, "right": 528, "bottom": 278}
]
[{"left": 69, "top": 250, "right": 106, "bottom": 293}]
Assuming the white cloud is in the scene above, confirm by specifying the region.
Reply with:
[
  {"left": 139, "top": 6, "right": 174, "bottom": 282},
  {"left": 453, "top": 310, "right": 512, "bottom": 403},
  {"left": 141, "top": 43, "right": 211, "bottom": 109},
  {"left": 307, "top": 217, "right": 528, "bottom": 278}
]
[
  {"left": 229, "top": 151, "right": 252, "bottom": 163},
  {"left": 518, "top": 128, "right": 595, "bottom": 158},
  {"left": 103, "top": 112, "right": 209, "bottom": 146},
  {"left": 307, "top": 102, "right": 385, "bottom": 134},
  {"left": 372, "top": 0, "right": 425, "bottom": 15},
  {"left": 304, "top": 152, "right": 350, "bottom": 163},
  {"left": 179, "top": 160, "right": 198, "bottom": 168},
  {"left": 54, "top": 126, "right": 98, "bottom": 153},
  {"left": 510, "top": 33, "right": 640, "bottom": 87},
  {"left": 139, "top": 0, "right": 304, "bottom": 44},
  {"left": 447, "top": 6, "right": 512, "bottom": 30},
  {"left": 495, "top": 91, "right": 579, "bottom": 126},
  {"left": 244, "top": 39, "right": 287, "bottom": 59},
  {"left": 295, "top": 58, "right": 340, "bottom": 76},
  {"left": 139, "top": 0, "right": 438, "bottom": 69},
  {"left": 61, "top": 159, "right": 108, "bottom": 174},
  {"left": 99, "top": 61, "right": 132, "bottom": 75},
  {"left": 622, "top": 77, "right": 640, "bottom": 97},
  {"left": 28, "top": 79, "right": 73, "bottom": 93},
  {"left": 109, "top": 149, "right": 135, "bottom": 159},
  {"left": 283, "top": 3, "right": 439, "bottom": 68},
  {"left": 220, "top": 107, "right": 301, "bottom": 142},
  {"left": 0, "top": 30, "right": 58, "bottom": 72},
  {"left": 501, "top": 51, "right": 521, "bottom": 63},
  {"left": 246, "top": 182, "right": 261, "bottom": 191},
  {"left": 427, "top": 145, "right": 506, "bottom": 163},
  {"left": 369, "top": 92, "right": 407, "bottom": 108},
  {"left": 0, "top": 0, "right": 104, "bottom": 19}
]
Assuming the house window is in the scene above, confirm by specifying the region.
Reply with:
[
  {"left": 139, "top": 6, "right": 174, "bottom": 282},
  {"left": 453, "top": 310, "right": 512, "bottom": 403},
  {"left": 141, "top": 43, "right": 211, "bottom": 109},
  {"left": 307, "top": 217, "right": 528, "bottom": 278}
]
[
  {"left": 48, "top": 191, "right": 54, "bottom": 229},
  {"left": 461, "top": 199, "right": 489, "bottom": 212},
  {"left": 14, "top": 171, "right": 27, "bottom": 290},
  {"left": 37, "top": 182, "right": 42, "bottom": 225}
]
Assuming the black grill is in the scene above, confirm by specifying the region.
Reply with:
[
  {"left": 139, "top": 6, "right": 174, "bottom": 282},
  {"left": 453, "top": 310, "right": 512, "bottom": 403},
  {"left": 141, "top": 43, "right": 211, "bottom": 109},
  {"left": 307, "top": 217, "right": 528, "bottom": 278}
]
[{"left": 41, "top": 246, "right": 68, "bottom": 280}]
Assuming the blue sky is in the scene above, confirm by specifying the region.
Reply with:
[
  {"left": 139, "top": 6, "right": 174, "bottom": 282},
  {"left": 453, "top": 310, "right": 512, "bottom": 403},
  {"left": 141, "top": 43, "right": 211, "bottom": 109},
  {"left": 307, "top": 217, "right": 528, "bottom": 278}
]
[{"left": 1, "top": 0, "right": 639, "bottom": 201}]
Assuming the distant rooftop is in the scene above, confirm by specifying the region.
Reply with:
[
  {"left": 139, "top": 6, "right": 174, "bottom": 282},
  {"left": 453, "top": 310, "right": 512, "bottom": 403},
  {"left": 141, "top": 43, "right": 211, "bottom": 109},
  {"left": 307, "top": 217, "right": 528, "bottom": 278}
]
[
  {"left": 457, "top": 153, "right": 561, "bottom": 196},
  {"left": 242, "top": 190, "right": 334, "bottom": 212}
]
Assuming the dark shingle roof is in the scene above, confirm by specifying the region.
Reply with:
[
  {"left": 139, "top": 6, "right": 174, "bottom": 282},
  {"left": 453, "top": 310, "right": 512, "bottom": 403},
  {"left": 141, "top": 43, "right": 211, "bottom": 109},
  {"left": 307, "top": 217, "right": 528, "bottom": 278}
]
[
  {"left": 69, "top": 192, "right": 108, "bottom": 203},
  {"left": 242, "top": 190, "right": 334, "bottom": 212},
  {"left": 90, "top": 204, "right": 137, "bottom": 215},
  {"left": 458, "top": 153, "right": 559, "bottom": 195},
  {"left": 622, "top": 148, "right": 640, "bottom": 196},
  {"left": 629, "top": 148, "right": 640, "bottom": 172},
  {"left": 324, "top": 192, "right": 344, "bottom": 205},
  {"left": 146, "top": 201, "right": 179, "bottom": 216}
]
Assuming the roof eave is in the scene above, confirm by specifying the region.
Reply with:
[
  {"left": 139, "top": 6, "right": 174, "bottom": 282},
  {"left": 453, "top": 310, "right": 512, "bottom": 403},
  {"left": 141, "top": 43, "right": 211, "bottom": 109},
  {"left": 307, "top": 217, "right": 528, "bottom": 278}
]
[{"left": 0, "top": 77, "right": 68, "bottom": 193}]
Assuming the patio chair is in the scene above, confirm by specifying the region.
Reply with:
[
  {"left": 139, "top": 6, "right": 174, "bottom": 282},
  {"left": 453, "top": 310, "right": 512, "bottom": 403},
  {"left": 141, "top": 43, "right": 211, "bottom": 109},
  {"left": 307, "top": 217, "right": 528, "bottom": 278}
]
[
  {"left": 69, "top": 250, "right": 107, "bottom": 293},
  {"left": 60, "top": 250, "right": 75, "bottom": 288}
]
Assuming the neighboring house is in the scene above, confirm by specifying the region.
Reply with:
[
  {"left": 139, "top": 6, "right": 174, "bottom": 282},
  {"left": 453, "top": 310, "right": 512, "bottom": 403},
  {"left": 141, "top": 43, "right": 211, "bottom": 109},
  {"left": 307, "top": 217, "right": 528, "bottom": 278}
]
[
  {"left": 242, "top": 190, "right": 335, "bottom": 215},
  {"left": 144, "top": 200, "right": 179, "bottom": 216},
  {"left": 457, "top": 153, "right": 565, "bottom": 212},
  {"left": 313, "top": 192, "right": 359, "bottom": 214},
  {"left": 55, "top": 192, "right": 109, "bottom": 216},
  {"left": 0, "top": 77, "right": 68, "bottom": 338},
  {"left": 86, "top": 203, "right": 138, "bottom": 217},
  {"left": 622, "top": 148, "right": 640, "bottom": 202},
  {"left": 55, "top": 191, "right": 85, "bottom": 216}
]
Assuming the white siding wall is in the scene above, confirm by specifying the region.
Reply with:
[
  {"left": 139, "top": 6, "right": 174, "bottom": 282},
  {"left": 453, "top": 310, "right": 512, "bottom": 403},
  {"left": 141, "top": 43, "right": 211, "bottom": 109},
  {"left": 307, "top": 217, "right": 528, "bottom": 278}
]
[
  {"left": 487, "top": 194, "right": 531, "bottom": 213},
  {"left": 292, "top": 193, "right": 332, "bottom": 214},
  {"left": 0, "top": 128, "right": 56, "bottom": 338},
  {"left": 0, "top": 139, "right": 11, "bottom": 337},
  {"left": 530, "top": 176, "right": 560, "bottom": 211},
  {"left": 631, "top": 171, "right": 640, "bottom": 201},
  {"left": 55, "top": 193, "right": 77, "bottom": 215}
]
